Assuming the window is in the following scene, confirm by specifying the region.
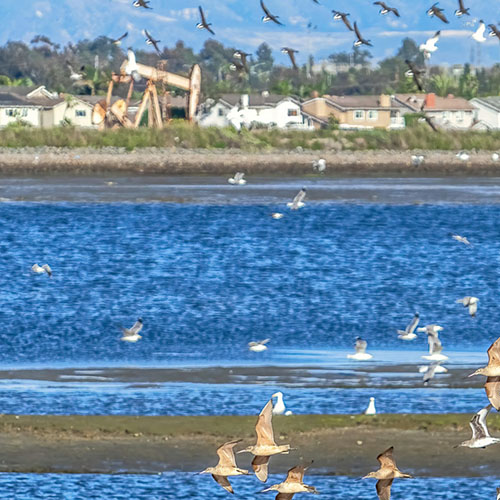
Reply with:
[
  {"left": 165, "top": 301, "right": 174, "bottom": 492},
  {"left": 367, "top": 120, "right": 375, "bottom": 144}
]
[
  {"left": 6, "top": 108, "right": 27, "bottom": 117},
  {"left": 354, "top": 110, "right": 365, "bottom": 120},
  {"left": 75, "top": 110, "right": 86, "bottom": 117},
  {"left": 367, "top": 110, "right": 378, "bottom": 121},
  {"left": 288, "top": 109, "right": 298, "bottom": 117},
  {"left": 457, "top": 111, "right": 464, "bottom": 122},
  {"left": 218, "top": 108, "right": 224, "bottom": 116}
]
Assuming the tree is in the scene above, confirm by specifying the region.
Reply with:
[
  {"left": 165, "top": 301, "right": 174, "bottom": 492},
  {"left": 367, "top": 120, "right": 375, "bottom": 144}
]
[
  {"left": 458, "top": 63, "right": 479, "bottom": 99},
  {"left": 255, "top": 43, "right": 274, "bottom": 73},
  {"left": 429, "top": 74, "right": 456, "bottom": 96},
  {"left": 396, "top": 38, "right": 425, "bottom": 66}
]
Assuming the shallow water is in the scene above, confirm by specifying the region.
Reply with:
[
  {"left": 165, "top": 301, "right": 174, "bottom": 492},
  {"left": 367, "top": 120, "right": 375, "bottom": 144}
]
[{"left": 0, "top": 473, "right": 497, "bottom": 499}]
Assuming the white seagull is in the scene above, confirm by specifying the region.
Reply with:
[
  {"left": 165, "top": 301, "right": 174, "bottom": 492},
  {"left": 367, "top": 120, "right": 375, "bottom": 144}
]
[
  {"left": 451, "top": 234, "right": 471, "bottom": 245},
  {"left": 347, "top": 337, "right": 373, "bottom": 361},
  {"left": 272, "top": 392, "right": 293, "bottom": 416},
  {"left": 456, "top": 151, "right": 470, "bottom": 161},
  {"left": 271, "top": 213, "right": 284, "bottom": 219},
  {"left": 492, "top": 152, "right": 499, "bottom": 162},
  {"left": 419, "top": 364, "right": 448, "bottom": 374},
  {"left": 287, "top": 188, "right": 306, "bottom": 210},
  {"left": 423, "top": 361, "right": 444, "bottom": 385},
  {"left": 31, "top": 263, "right": 52, "bottom": 278},
  {"left": 472, "top": 20, "right": 486, "bottom": 43},
  {"left": 249, "top": 339, "right": 270, "bottom": 352},
  {"left": 312, "top": 159, "right": 326, "bottom": 172},
  {"left": 457, "top": 404, "right": 500, "bottom": 449},
  {"left": 456, "top": 296, "right": 479, "bottom": 317},
  {"left": 363, "top": 397, "right": 376, "bottom": 415},
  {"left": 419, "top": 31, "right": 440, "bottom": 58},
  {"left": 411, "top": 154, "right": 425, "bottom": 166},
  {"left": 124, "top": 48, "right": 141, "bottom": 82},
  {"left": 228, "top": 172, "right": 247, "bottom": 185},
  {"left": 67, "top": 63, "right": 84, "bottom": 81},
  {"left": 422, "top": 326, "right": 448, "bottom": 361},
  {"left": 120, "top": 318, "right": 143, "bottom": 342},
  {"left": 397, "top": 312, "right": 419, "bottom": 340}
]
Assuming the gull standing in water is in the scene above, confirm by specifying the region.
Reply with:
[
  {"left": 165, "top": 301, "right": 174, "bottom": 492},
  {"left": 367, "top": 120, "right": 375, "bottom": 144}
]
[
  {"left": 363, "top": 446, "right": 412, "bottom": 500},
  {"left": 287, "top": 188, "right": 306, "bottom": 210},
  {"left": 261, "top": 464, "right": 318, "bottom": 498},
  {"left": 397, "top": 312, "right": 419, "bottom": 340},
  {"left": 456, "top": 296, "right": 479, "bottom": 317},
  {"left": 347, "top": 337, "right": 373, "bottom": 361},
  {"left": 271, "top": 392, "right": 292, "bottom": 416},
  {"left": 228, "top": 172, "right": 247, "bottom": 185},
  {"left": 199, "top": 440, "right": 249, "bottom": 493},
  {"left": 248, "top": 339, "right": 270, "bottom": 352},
  {"left": 364, "top": 397, "right": 376, "bottom": 415},
  {"left": 469, "top": 337, "right": 500, "bottom": 410},
  {"left": 120, "top": 318, "right": 143, "bottom": 342},
  {"left": 32, "top": 264, "right": 52, "bottom": 278},
  {"left": 456, "top": 405, "right": 500, "bottom": 448},
  {"left": 237, "top": 399, "right": 293, "bottom": 482}
]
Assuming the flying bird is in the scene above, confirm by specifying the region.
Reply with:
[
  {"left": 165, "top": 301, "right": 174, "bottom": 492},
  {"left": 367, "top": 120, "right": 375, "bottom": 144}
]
[
  {"left": 472, "top": 21, "right": 486, "bottom": 43},
  {"left": 199, "top": 440, "right": 249, "bottom": 494},
  {"left": 451, "top": 234, "right": 471, "bottom": 245},
  {"left": 31, "top": 264, "right": 52, "bottom": 278},
  {"left": 228, "top": 172, "right": 247, "bottom": 185},
  {"left": 419, "top": 30, "right": 440, "bottom": 58},
  {"left": 332, "top": 11, "right": 353, "bottom": 31},
  {"left": 488, "top": 24, "right": 500, "bottom": 40},
  {"left": 454, "top": 0, "right": 470, "bottom": 17},
  {"left": 143, "top": 29, "right": 161, "bottom": 55},
  {"left": 456, "top": 296, "right": 479, "bottom": 317},
  {"left": 197, "top": 6, "right": 215, "bottom": 35},
  {"left": 261, "top": 464, "right": 318, "bottom": 498},
  {"left": 405, "top": 60, "right": 425, "bottom": 91},
  {"left": 347, "top": 337, "right": 373, "bottom": 361},
  {"left": 230, "top": 60, "right": 246, "bottom": 74},
  {"left": 66, "top": 63, "right": 85, "bottom": 81},
  {"left": 233, "top": 50, "right": 251, "bottom": 72},
  {"left": 120, "top": 318, "right": 143, "bottom": 342},
  {"left": 287, "top": 188, "right": 306, "bottom": 209},
  {"left": 397, "top": 312, "right": 419, "bottom": 340},
  {"left": 248, "top": 339, "right": 270, "bottom": 352},
  {"left": 281, "top": 47, "right": 299, "bottom": 70},
  {"left": 133, "top": 0, "right": 151, "bottom": 9},
  {"left": 422, "top": 360, "right": 443, "bottom": 385},
  {"left": 374, "top": 2, "right": 400, "bottom": 17},
  {"left": 353, "top": 22, "right": 372, "bottom": 47},
  {"left": 427, "top": 3, "right": 449, "bottom": 24},
  {"left": 125, "top": 48, "right": 141, "bottom": 82},
  {"left": 111, "top": 32, "right": 128, "bottom": 46},
  {"left": 456, "top": 404, "right": 500, "bottom": 448},
  {"left": 260, "top": 0, "right": 283, "bottom": 26}
]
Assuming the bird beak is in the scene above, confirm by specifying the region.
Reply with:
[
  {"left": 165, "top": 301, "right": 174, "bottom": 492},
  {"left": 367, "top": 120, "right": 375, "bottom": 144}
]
[{"left": 468, "top": 370, "right": 479, "bottom": 377}]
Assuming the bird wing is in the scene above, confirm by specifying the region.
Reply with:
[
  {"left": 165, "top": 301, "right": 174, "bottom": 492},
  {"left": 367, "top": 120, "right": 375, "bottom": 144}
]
[
  {"left": 276, "top": 494, "right": 295, "bottom": 500},
  {"left": 129, "top": 320, "right": 143, "bottom": 335},
  {"left": 216, "top": 439, "right": 241, "bottom": 468},
  {"left": 145, "top": 29, "right": 153, "bottom": 40},
  {"left": 288, "top": 51, "right": 298, "bottom": 70},
  {"left": 469, "top": 301, "right": 478, "bottom": 316},
  {"left": 434, "top": 8, "right": 449, "bottom": 24},
  {"left": 199, "top": 6, "right": 207, "bottom": 25},
  {"left": 260, "top": 0, "right": 272, "bottom": 17},
  {"left": 255, "top": 399, "right": 276, "bottom": 446},
  {"left": 259, "top": 338, "right": 271, "bottom": 345},
  {"left": 407, "top": 314, "right": 419, "bottom": 334},
  {"left": 115, "top": 32, "right": 128, "bottom": 42},
  {"left": 342, "top": 15, "right": 354, "bottom": 31},
  {"left": 428, "top": 334, "right": 442, "bottom": 355},
  {"left": 458, "top": 0, "right": 465, "bottom": 11},
  {"left": 376, "top": 479, "right": 393, "bottom": 500},
  {"left": 374, "top": 1, "right": 384, "bottom": 6},
  {"left": 428, "top": 30, "right": 440, "bottom": 47},
  {"left": 487, "top": 337, "right": 500, "bottom": 366},
  {"left": 293, "top": 189, "right": 306, "bottom": 204},
  {"left": 42, "top": 264, "right": 52, "bottom": 276},
  {"left": 152, "top": 40, "right": 161, "bottom": 55},
  {"left": 477, "top": 22, "right": 486, "bottom": 36},
  {"left": 391, "top": 7, "right": 400, "bottom": 17},
  {"left": 355, "top": 339, "right": 367, "bottom": 354},
  {"left": 285, "top": 465, "right": 306, "bottom": 483},
  {"left": 423, "top": 361, "right": 441, "bottom": 384},
  {"left": 354, "top": 21, "right": 363, "bottom": 39},
  {"left": 211, "top": 474, "right": 233, "bottom": 494},
  {"left": 470, "top": 405, "right": 492, "bottom": 439},
  {"left": 207, "top": 24, "right": 216, "bottom": 35},
  {"left": 376, "top": 446, "right": 395, "bottom": 469},
  {"left": 252, "top": 455, "right": 270, "bottom": 482},
  {"left": 485, "top": 376, "right": 500, "bottom": 411},
  {"left": 489, "top": 25, "right": 500, "bottom": 38}
]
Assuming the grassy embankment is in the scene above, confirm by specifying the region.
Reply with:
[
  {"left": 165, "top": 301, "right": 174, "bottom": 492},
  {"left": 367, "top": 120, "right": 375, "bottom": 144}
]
[{"left": 2, "top": 121, "right": 500, "bottom": 151}]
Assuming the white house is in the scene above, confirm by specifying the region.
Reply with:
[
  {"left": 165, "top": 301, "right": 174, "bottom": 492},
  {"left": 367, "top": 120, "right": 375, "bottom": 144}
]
[
  {"left": 197, "top": 93, "right": 316, "bottom": 130},
  {"left": 469, "top": 97, "right": 500, "bottom": 130}
]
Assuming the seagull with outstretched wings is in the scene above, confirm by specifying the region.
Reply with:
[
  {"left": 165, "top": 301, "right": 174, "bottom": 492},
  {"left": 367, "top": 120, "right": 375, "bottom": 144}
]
[{"left": 197, "top": 6, "right": 215, "bottom": 35}]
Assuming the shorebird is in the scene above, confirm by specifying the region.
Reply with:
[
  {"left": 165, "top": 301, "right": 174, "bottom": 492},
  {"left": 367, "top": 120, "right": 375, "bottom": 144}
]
[
  {"left": 272, "top": 392, "right": 293, "bottom": 416},
  {"left": 32, "top": 263, "right": 52, "bottom": 277},
  {"left": 260, "top": 0, "right": 283, "bottom": 26},
  {"left": 197, "top": 6, "right": 215, "bottom": 35},
  {"left": 472, "top": 21, "right": 487, "bottom": 43},
  {"left": 261, "top": 464, "right": 318, "bottom": 498},
  {"left": 353, "top": 22, "right": 372, "bottom": 47},
  {"left": 199, "top": 440, "right": 249, "bottom": 493},
  {"left": 125, "top": 48, "right": 141, "bottom": 82},
  {"left": 347, "top": 337, "right": 373, "bottom": 361},
  {"left": 469, "top": 337, "right": 500, "bottom": 410},
  {"left": 112, "top": 32, "right": 128, "bottom": 46},
  {"left": 133, "top": 0, "right": 152, "bottom": 9},
  {"left": 143, "top": 29, "right": 161, "bottom": 55},
  {"left": 411, "top": 154, "right": 425, "bottom": 166},
  {"left": 332, "top": 11, "right": 353, "bottom": 31},
  {"left": 363, "top": 447, "right": 412, "bottom": 500},
  {"left": 427, "top": 3, "right": 449, "bottom": 24},
  {"left": 312, "top": 159, "right": 326, "bottom": 172},
  {"left": 454, "top": 0, "right": 470, "bottom": 16},
  {"left": 397, "top": 312, "right": 419, "bottom": 340},
  {"left": 456, "top": 151, "right": 470, "bottom": 161},
  {"left": 287, "top": 188, "right": 306, "bottom": 210},
  {"left": 281, "top": 47, "right": 299, "bottom": 70},
  {"left": 451, "top": 234, "right": 471, "bottom": 245},
  {"left": 456, "top": 296, "right": 478, "bottom": 317},
  {"left": 249, "top": 339, "right": 270, "bottom": 352},
  {"left": 497, "top": 487, "right": 500, "bottom": 500},
  {"left": 237, "top": 399, "right": 293, "bottom": 482},
  {"left": 271, "top": 213, "right": 284, "bottom": 219},
  {"left": 456, "top": 404, "right": 500, "bottom": 448},
  {"left": 374, "top": 2, "right": 400, "bottom": 17},
  {"left": 228, "top": 172, "right": 247, "bottom": 185},
  {"left": 422, "top": 361, "right": 443, "bottom": 385},
  {"left": 364, "top": 397, "right": 376, "bottom": 415},
  {"left": 120, "top": 318, "right": 143, "bottom": 342},
  {"left": 405, "top": 60, "right": 425, "bottom": 91},
  {"left": 419, "top": 31, "right": 440, "bottom": 58}
]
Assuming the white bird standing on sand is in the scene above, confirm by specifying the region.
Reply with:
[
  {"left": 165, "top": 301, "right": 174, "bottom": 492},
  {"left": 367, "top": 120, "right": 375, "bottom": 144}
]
[
  {"left": 472, "top": 20, "right": 487, "bottom": 42},
  {"left": 457, "top": 151, "right": 470, "bottom": 161},
  {"left": 451, "top": 234, "right": 471, "bottom": 245},
  {"left": 347, "top": 337, "right": 373, "bottom": 361},
  {"left": 31, "top": 263, "right": 52, "bottom": 278},
  {"left": 261, "top": 464, "right": 318, "bottom": 498},
  {"left": 272, "top": 392, "right": 293, "bottom": 416},
  {"left": 124, "top": 48, "right": 141, "bottom": 82},
  {"left": 120, "top": 318, "right": 143, "bottom": 342},
  {"left": 248, "top": 339, "right": 270, "bottom": 352},
  {"left": 492, "top": 153, "right": 500, "bottom": 162},
  {"left": 397, "top": 312, "right": 419, "bottom": 340},
  {"left": 312, "top": 159, "right": 326, "bottom": 172},
  {"left": 364, "top": 397, "right": 376, "bottom": 415},
  {"left": 456, "top": 404, "right": 500, "bottom": 448},
  {"left": 419, "top": 30, "right": 440, "bottom": 58},
  {"left": 411, "top": 154, "right": 425, "bottom": 166},
  {"left": 287, "top": 188, "right": 306, "bottom": 210},
  {"left": 456, "top": 296, "right": 479, "bottom": 317},
  {"left": 228, "top": 172, "right": 246, "bottom": 185}
]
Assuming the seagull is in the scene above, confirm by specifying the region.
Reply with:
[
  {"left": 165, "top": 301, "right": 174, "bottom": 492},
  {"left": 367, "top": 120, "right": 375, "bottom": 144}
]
[
  {"left": 125, "top": 48, "right": 141, "bottom": 82},
  {"left": 120, "top": 318, "right": 143, "bottom": 342},
  {"left": 374, "top": 2, "right": 400, "bottom": 17},
  {"left": 197, "top": 6, "right": 215, "bottom": 35},
  {"left": 31, "top": 264, "right": 52, "bottom": 278},
  {"left": 260, "top": 0, "right": 283, "bottom": 26},
  {"left": 492, "top": 152, "right": 499, "bottom": 161},
  {"left": 411, "top": 154, "right": 425, "bottom": 166},
  {"left": 419, "top": 31, "right": 440, "bottom": 58},
  {"left": 261, "top": 464, "right": 318, "bottom": 498},
  {"left": 419, "top": 364, "right": 448, "bottom": 374},
  {"left": 422, "top": 361, "right": 443, "bottom": 385},
  {"left": 417, "top": 324, "right": 443, "bottom": 336},
  {"left": 271, "top": 213, "right": 284, "bottom": 219},
  {"left": 363, "top": 447, "right": 412, "bottom": 500},
  {"left": 427, "top": 3, "right": 449, "bottom": 24},
  {"left": 143, "top": 29, "right": 161, "bottom": 55},
  {"left": 405, "top": 60, "right": 425, "bottom": 91},
  {"left": 397, "top": 312, "right": 419, "bottom": 340},
  {"left": 249, "top": 339, "right": 270, "bottom": 352},
  {"left": 454, "top": 0, "right": 470, "bottom": 16},
  {"left": 456, "top": 405, "right": 500, "bottom": 448},
  {"left": 332, "top": 11, "right": 353, "bottom": 31},
  {"left": 133, "top": 0, "right": 151, "bottom": 9},
  {"left": 353, "top": 22, "right": 372, "bottom": 47},
  {"left": 469, "top": 337, "right": 500, "bottom": 410},
  {"left": 451, "top": 234, "right": 471, "bottom": 245},
  {"left": 287, "top": 188, "right": 306, "bottom": 210},
  {"left": 347, "top": 337, "right": 373, "bottom": 361},
  {"left": 237, "top": 399, "right": 293, "bottom": 482},
  {"left": 472, "top": 21, "right": 486, "bottom": 43},
  {"left": 312, "top": 159, "right": 326, "bottom": 172},
  {"left": 228, "top": 172, "right": 247, "bottom": 185},
  {"left": 272, "top": 392, "right": 293, "bottom": 416},
  {"left": 66, "top": 63, "right": 85, "bottom": 81},
  {"left": 488, "top": 24, "right": 500, "bottom": 40},
  {"left": 233, "top": 50, "right": 251, "bottom": 72},
  {"left": 281, "top": 47, "right": 299, "bottom": 70},
  {"left": 421, "top": 327, "right": 448, "bottom": 362},
  {"left": 112, "top": 32, "right": 128, "bottom": 46},
  {"left": 456, "top": 296, "right": 479, "bottom": 317},
  {"left": 364, "top": 397, "right": 376, "bottom": 415},
  {"left": 199, "top": 440, "right": 249, "bottom": 493}
]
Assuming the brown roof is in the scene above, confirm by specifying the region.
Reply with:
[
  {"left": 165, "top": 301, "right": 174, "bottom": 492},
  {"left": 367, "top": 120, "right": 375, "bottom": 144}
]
[
  {"left": 395, "top": 93, "right": 474, "bottom": 111},
  {"left": 219, "top": 93, "right": 293, "bottom": 107},
  {"left": 305, "top": 94, "right": 404, "bottom": 111}
]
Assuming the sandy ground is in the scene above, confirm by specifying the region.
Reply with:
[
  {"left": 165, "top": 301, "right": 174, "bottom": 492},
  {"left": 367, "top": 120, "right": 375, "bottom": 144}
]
[{"left": 0, "top": 414, "right": 498, "bottom": 476}]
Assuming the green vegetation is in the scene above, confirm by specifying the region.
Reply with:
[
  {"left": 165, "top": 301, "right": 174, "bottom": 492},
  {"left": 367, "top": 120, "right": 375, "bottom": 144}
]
[{"left": 2, "top": 122, "right": 500, "bottom": 152}]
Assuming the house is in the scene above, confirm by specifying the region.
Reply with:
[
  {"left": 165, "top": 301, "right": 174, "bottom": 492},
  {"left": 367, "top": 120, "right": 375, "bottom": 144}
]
[
  {"left": 301, "top": 94, "right": 406, "bottom": 130},
  {"left": 395, "top": 93, "right": 475, "bottom": 130},
  {"left": 197, "top": 93, "right": 316, "bottom": 130},
  {"left": 62, "top": 95, "right": 100, "bottom": 127},
  {"left": 469, "top": 97, "right": 500, "bottom": 130}
]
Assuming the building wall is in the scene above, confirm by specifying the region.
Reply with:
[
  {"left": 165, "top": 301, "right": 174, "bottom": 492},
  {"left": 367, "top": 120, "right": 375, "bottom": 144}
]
[
  {"left": 302, "top": 99, "right": 344, "bottom": 123},
  {"left": 470, "top": 100, "right": 500, "bottom": 130},
  {"left": 0, "top": 106, "right": 40, "bottom": 127},
  {"left": 198, "top": 102, "right": 230, "bottom": 127},
  {"left": 343, "top": 109, "right": 392, "bottom": 129},
  {"left": 428, "top": 110, "right": 474, "bottom": 129},
  {"left": 63, "top": 102, "right": 94, "bottom": 127}
]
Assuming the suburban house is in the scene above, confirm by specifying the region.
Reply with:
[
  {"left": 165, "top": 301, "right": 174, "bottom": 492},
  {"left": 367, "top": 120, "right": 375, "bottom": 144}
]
[
  {"left": 395, "top": 93, "right": 475, "bottom": 130},
  {"left": 469, "top": 96, "right": 500, "bottom": 130},
  {"left": 196, "top": 93, "right": 317, "bottom": 130},
  {"left": 301, "top": 94, "right": 406, "bottom": 130}
]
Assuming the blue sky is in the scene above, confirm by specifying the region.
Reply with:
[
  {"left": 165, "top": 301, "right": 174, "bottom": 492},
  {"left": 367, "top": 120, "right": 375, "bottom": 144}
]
[{"left": 5, "top": 0, "right": 500, "bottom": 66}]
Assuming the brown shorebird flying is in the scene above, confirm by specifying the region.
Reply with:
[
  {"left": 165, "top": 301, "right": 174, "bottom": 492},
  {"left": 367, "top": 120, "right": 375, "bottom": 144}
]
[
  {"left": 281, "top": 47, "right": 299, "bottom": 70},
  {"left": 363, "top": 447, "right": 412, "bottom": 500},
  {"left": 354, "top": 22, "right": 372, "bottom": 47},
  {"left": 237, "top": 399, "right": 292, "bottom": 482},
  {"left": 112, "top": 32, "right": 128, "bottom": 46},
  {"left": 427, "top": 3, "right": 449, "bottom": 24},
  {"left": 454, "top": 0, "right": 470, "bottom": 17},
  {"left": 260, "top": 0, "right": 283, "bottom": 26},
  {"left": 200, "top": 440, "right": 249, "bottom": 493},
  {"left": 456, "top": 404, "right": 500, "bottom": 448},
  {"left": 374, "top": 2, "right": 400, "bottom": 17},
  {"left": 332, "top": 11, "right": 353, "bottom": 31},
  {"left": 197, "top": 6, "right": 215, "bottom": 35},
  {"left": 133, "top": 0, "right": 151, "bottom": 9},
  {"left": 261, "top": 464, "right": 318, "bottom": 499},
  {"left": 405, "top": 60, "right": 425, "bottom": 91}
]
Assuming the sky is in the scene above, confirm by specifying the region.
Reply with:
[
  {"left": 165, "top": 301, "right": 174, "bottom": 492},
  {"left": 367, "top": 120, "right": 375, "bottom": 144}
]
[{"left": 4, "top": 0, "right": 500, "bottom": 67}]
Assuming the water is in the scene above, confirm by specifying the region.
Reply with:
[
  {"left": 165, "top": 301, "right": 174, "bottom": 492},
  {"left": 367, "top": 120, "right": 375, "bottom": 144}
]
[{"left": 0, "top": 473, "right": 497, "bottom": 499}]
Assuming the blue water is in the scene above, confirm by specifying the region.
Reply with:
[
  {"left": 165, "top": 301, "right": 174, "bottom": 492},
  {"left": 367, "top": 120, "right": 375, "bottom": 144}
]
[
  {"left": 0, "top": 202, "right": 498, "bottom": 364},
  {"left": 0, "top": 473, "right": 497, "bottom": 499}
]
